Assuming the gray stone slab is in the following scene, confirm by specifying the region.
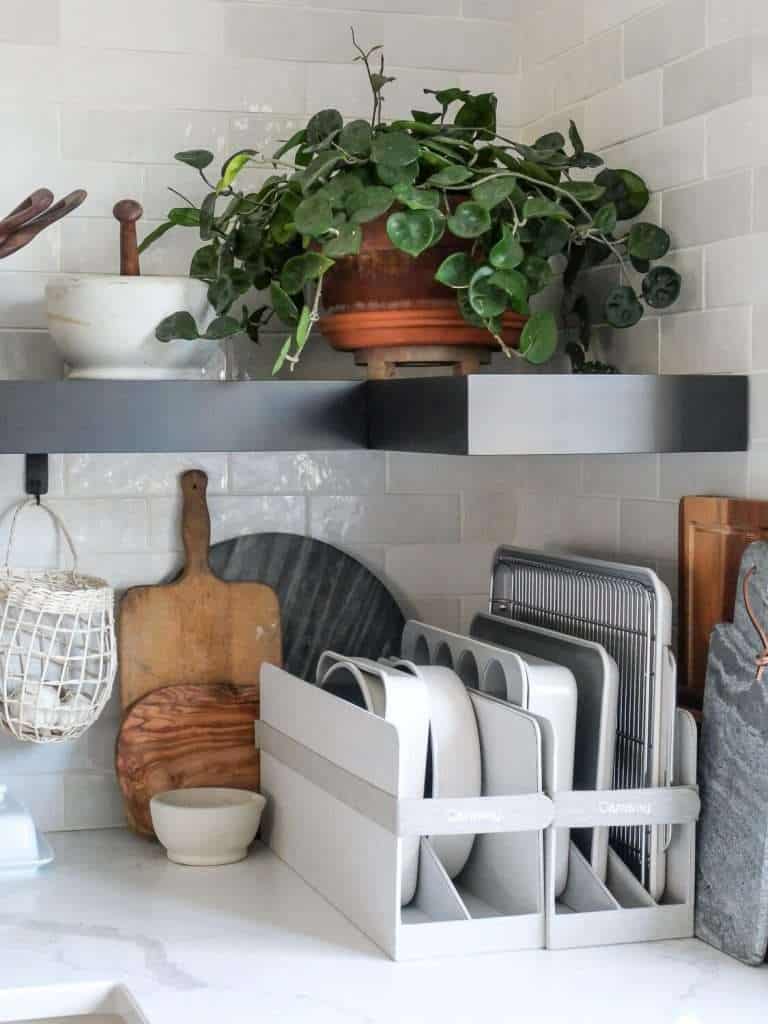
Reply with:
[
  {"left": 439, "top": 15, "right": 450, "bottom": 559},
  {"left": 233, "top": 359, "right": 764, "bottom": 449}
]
[{"left": 696, "top": 541, "right": 768, "bottom": 965}]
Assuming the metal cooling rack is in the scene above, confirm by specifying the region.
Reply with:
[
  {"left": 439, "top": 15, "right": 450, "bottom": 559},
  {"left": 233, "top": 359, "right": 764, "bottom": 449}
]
[{"left": 490, "top": 551, "right": 659, "bottom": 889}]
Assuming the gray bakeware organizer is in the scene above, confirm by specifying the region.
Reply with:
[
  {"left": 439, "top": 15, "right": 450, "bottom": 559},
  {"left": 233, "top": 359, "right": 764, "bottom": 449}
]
[{"left": 487, "top": 546, "right": 677, "bottom": 901}]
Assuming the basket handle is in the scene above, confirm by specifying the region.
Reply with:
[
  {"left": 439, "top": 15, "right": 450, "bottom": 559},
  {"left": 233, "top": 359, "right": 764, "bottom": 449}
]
[{"left": 4, "top": 499, "right": 80, "bottom": 576}]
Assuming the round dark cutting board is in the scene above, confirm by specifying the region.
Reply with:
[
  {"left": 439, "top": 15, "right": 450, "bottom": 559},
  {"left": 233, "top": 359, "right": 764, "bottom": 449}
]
[{"left": 207, "top": 532, "right": 405, "bottom": 682}]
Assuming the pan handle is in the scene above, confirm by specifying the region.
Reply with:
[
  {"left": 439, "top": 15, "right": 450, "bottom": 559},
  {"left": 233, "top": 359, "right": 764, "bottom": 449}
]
[{"left": 180, "top": 470, "right": 211, "bottom": 578}]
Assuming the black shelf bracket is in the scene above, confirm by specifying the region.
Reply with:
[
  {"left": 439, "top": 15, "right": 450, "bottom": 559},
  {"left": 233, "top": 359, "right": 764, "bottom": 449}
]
[{"left": 25, "top": 453, "right": 49, "bottom": 505}]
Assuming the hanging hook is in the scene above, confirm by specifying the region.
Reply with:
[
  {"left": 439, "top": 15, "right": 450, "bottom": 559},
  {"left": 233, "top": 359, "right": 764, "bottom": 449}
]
[{"left": 25, "top": 453, "right": 48, "bottom": 506}]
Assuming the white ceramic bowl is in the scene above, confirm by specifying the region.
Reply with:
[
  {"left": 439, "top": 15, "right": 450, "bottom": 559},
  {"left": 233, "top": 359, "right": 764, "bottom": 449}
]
[
  {"left": 45, "top": 275, "right": 220, "bottom": 379},
  {"left": 150, "top": 787, "right": 266, "bottom": 866}
]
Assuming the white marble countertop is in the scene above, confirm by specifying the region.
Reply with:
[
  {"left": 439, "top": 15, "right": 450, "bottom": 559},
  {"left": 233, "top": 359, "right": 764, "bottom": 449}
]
[{"left": 0, "top": 829, "right": 765, "bottom": 1023}]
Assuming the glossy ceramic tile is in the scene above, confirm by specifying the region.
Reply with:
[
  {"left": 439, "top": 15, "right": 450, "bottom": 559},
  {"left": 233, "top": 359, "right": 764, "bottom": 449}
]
[
  {"left": 231, "top": 452, "right": 386, "bottom": 495},
  {"left": 310, "top": 494, "right": 460, "bottom": 545},
  {"left": 150, "top": 495, "right": 306, "bottom": 551},
  {"left": 66, "top": 454, "right": 229, "bottom": 497}
]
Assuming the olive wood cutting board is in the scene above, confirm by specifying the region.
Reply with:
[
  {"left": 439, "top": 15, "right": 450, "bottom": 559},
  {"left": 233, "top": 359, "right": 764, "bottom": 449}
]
[
  {"left": 118, "top": 470, "right": 281, "bottom": 710},
  {"left": 116, "top": 682, "right": 261, "bottom": 836},
  {"left": 679, "top": 496, "right": 768, "bottom": 711}
]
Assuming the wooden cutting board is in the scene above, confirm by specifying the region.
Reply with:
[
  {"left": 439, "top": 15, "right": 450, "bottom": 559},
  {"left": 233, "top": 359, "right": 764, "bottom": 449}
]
[
  {"left": 679, "top": 496, "right": 768, "bottom": 710},
  {"left": 116, "top": 682, "right": 261, "bottom": 836},
  {"left": 118, "top": 470, "right": 281, "bottom": 709}
]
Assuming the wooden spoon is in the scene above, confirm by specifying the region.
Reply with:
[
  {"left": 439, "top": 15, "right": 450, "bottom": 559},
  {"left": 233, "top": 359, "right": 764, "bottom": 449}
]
[
  {"left": 113, "top": 199, "right": 143, "bottom": 276},
  {"left": 0, "top": 189, "right": 87, "bottom": 260},
  {"left": 0, "top": 188, "right": 54, "bottom": 246}
]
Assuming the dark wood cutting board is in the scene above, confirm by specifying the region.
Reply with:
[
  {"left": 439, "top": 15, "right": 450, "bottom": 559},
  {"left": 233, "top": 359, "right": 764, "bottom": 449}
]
[
  {"left": 679, "top": 496, "right": 768, "bottom": 711},
  {"left": 205, "top": 532, "right": 405, "bottom": 682},
  {"left": 119, "top": 470, "right": 282, "bottom": 709},
  {"left": 116, "top": 682, "right": 260, "bottom": 836}
]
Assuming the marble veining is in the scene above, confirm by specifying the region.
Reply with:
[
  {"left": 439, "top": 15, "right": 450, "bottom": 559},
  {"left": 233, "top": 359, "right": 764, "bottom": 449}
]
[
  {"left": 696, "top": 541, "right": 768, "bottom": 965},
  {"left": 0, "top": 829, "right": 766, "bottom": 1024}
]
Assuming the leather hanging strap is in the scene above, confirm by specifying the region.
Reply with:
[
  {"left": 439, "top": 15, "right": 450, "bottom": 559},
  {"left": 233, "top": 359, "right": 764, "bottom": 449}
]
[{"left": 743, "top": 565, "right": 768, "bottom": 680}]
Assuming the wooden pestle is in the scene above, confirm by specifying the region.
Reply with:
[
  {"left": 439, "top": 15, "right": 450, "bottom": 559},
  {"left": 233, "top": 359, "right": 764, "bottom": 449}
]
[{"left": 112, "top": 199, "right": 143, "bottom": 276}]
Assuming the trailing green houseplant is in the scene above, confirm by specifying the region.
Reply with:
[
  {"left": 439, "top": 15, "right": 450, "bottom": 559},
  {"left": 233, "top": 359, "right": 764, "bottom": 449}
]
[{"left": 142, "top": 34, "right": 681, "bottom": 374}]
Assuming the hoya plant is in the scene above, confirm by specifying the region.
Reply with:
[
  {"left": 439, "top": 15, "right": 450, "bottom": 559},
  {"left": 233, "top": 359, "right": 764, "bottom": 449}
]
[{"left": 142, "top": 34, "right": 681, "bottom": 374}]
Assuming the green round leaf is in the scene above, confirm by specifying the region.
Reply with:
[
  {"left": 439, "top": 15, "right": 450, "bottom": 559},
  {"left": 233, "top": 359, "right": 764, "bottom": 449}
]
[
  {"left": 627, "top": 222, "right": 670, "bottom": 261},
  {"left": 534, "top": 132, "right": 565, "bottom": 152},
  {"left": 593, "top": 203, "right": 617, "bottom": 234},
  {"left": 489, "top": 269, "right": 529, "bottom": 313},
  {"left": 427, "top": 165, "right": 473, "bottom": 187},
  {"left": 534, "top": 220, "right": 570, "bottom": 258},
  {"left": 469, "top": 266, "right": 507, "bottom": 319},
  {"left": 519, "top": 311, "right": 558, "bottom": 365},
  {"left": 218, "top": 149, "right": 256, "bottom": 191},
  {"left": 630, "top": 255, "right": 650, "bottom": 274},
  {"left": 523, "top": 196, "right": 572, "bottom": 221},
  {"left": 297, "top": 151, "right": 343, "bottom": 192},
  {"left": 457, "top": 289, "right": 486, "bottom": 329},
  {"left": 447, "top": 201, "right": 491, "bottom": 239},
  {"left": 521, "top": 254, "right": 553, "bottom": 293},
  {"left": 168, "top": 207, "right": 201, "bottom": 227},
  {"left": 323, "top": 172, "right": 365, "bottom": 208},
  {"left": 323, "top": 221, "right": 363, "bottom": 258},
  {"left": 386, "top": 210, "right": 435, "bottom": 257},
  {"left": 190, "top": 243, "right": 219, "bottom": 280},
  {"left": 560, "top": 181, "right": 605, "bottom": 202},
  {"left": 345, "top": 185, "right": 395, "bottom": 224},
  {"left": 208, "top": 276, "right": 237, "bottom": 315},
  {"left": 435, "top": 252, "right": 474, "bottom": 288},
  {"left": 392, "top": 184, "right": 440, "bottom": 210},
  {"left": 293, "top": 194, "right": 334, "bottom": 237},
  {"left": 424, "top": 208, "right": 446, "bottom": 246},
  {"left": 376, "top": 161, "right": 419, "bottom": 186},
  {"left": 371, "top": 130, "right": 421, "bottom": 168},
  {"left": 306, "top": 109, "right": 343, "bottom": 146},
  {"left": 605, "top": 285, "right": 644, "bottom": 327},
  {"left": 339, "top": 119, "right": 372, "bottom": 157},
  {"left": 595, "top": 168, "right": 649, "bottom": 220},
  {"left": 270, "top": 282, "right": 300, "bottom": 327},
  {"left": 642, "top": 266, "right": 682, "bottom": 309},
  {"left": 281, "top": 252, "right": 335, "bottom": 294},
  {"left": 156, "top": 311, "right": 199, "bottom": 342},
  {"left": 175, "top": 149, "right": 214, "bottom": 170},
  {"left": 490, "top": 225, "right": 524, "bottom": 270},
  {"left": 203, "top": 315, "right": 241, "bottom": 340},
  {"left": 471, "top": 174, "right": 521, "bottom": 209},
  {"left": 455, "top": 92, "right": 497, "bottom": 131}
]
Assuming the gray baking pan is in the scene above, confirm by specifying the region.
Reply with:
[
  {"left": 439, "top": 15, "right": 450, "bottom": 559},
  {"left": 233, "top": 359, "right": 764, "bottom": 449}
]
[{"left": 471, "top": 613, "right": 618, "bottom": 882}]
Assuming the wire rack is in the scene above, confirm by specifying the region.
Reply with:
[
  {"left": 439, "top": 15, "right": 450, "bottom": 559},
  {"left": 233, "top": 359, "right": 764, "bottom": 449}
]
[{"left": 490, "top": 553, "right": 659, "bottom": 888}]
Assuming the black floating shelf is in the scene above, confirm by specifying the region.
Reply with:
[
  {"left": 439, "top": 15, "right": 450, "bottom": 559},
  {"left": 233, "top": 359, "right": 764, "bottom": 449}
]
[{"left": 0, "top": 375, "right": 749, "bottom": 457}]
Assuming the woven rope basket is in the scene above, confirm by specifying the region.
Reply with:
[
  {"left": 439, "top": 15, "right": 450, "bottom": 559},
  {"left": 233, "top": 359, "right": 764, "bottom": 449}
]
[{"left": 0, "top": 501, "right": 116, "bottom": 743}]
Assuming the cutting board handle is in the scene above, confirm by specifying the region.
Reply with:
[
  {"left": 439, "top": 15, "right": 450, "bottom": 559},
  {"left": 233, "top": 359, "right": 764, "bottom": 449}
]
[{"left": 180, "top": 470, "right": 211, "bottom": 578}]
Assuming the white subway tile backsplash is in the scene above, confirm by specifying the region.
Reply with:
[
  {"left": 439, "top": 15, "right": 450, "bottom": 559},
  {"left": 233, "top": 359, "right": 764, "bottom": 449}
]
[
  {"left": 660, "top": 307, "right": 752, "bottom": 373},
  {"left": 706, "top": 233, "right": 768, "bottom": 306},
  {"left": 519, "top": 0, "right": 585, "bottom": 68},
  {"left": 310, "top": 494, "right": 460, "bottom": 545},
  {"left": 0, "top": 273, "right": 49, "bottom": 329},
  {"left": 66, "top": 455, "right": 229, "bottom": 497},
  {"left": 385, "top": 543, "right": 496, "bottom": 595},
  {"left": 584, "top": 71, "right": 662, "bottom": 150},
  {"left": 663, "top": 172, "right": 751, "bottom": 248},
  {"left": 620, "top": 498, "right": 678, "bottom": 562},
  {"left": 584, "top": 0, "right": 661, "bottom": 38},
  {"left": 754, "top": 165, "right": 768, "bottom": 231},
  {"left": 625, "top": 0, "right": 706, "bottom": 77},
  {"left": 232, "top": 452, "right": 386, "bottom": 495},
  {"left": 461, "top": 491, "right": 517, "bottom": 542},
  {"left": 0, "top": 0, "right": 59, "bottom": 45},
  {"left": 747, "top": 438, "right": 768, "bottom": 495},
  {"left": 601, "top": 116, "right": 706, "bottom": 191},
  {"left": 751, "top": 373, "right": 768, "bottom": 440},
  {"left": 659, "top": 452, "right": 749, "bottom": 499},
  {"left": 61, "top": 108, "right": 231, "bottom": 165},
  {"left": 664, "top": 37, "right": 755, "bottom": 125},
  {"left": 225, "top": 6, "right": 518, "bottom": 73},
  {"left": 752, "top": 306, "right": 768, "bottom": 370},
  {"left": 707, "top": 96, "right": 768, "bottom": 176},
  {"left": 582, "top": 454, "right": 659, "bottom": 498},
  {"left": 709, "top": 0, "right": 768, "bottom": 45},
  {"left": 553, "top": 29, "right": 623, "bottom": 109},
  {"left": 61, "top": 0, "right": 225, "bottom": 55},
  {"left": 150, "top": 495, "right": 306, "bottom": 551},
  {"left": 593, "top": 319, "right": 661, "bottom": 374},
  {"left": 518, "top": 64, "right": 555, "bottom": 126},
  {"left": 388, "top": 453, "right": 525, "bottom": 493}
]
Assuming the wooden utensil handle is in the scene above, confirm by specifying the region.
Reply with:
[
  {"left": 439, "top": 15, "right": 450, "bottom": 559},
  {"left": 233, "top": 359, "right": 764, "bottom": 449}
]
[
  {"left": 113, "top": 199, "right": 143, "bottom": 276},
  {"left": 180, "top": 470, "right": 211, "bottom": 577}
]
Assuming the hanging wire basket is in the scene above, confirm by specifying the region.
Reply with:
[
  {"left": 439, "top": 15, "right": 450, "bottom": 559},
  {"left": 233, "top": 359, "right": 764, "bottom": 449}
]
[{"left": 0, "top": 500, "right": 116, "bottom": 743}]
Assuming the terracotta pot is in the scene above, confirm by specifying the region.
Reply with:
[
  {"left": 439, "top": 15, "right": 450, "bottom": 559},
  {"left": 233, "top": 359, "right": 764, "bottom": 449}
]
[{"left": 320, "top": 210, "right": 526, "bottom": 353}]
